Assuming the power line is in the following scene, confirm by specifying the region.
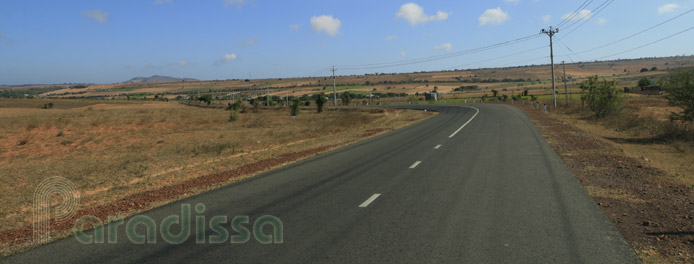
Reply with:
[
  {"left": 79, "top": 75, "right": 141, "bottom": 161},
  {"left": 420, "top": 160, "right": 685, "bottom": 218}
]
[
  {"left": 568, "top": 8, "right": 694, "bottom": 55},
  {"left": 555, "top": 38, "right": 581, "bottom": 63},
  {"left": 337, "top": 34, "right": 541, "bottom": 70},
  {"left": 555, "top": 0, "right": 595, "bottom": 28},
  {"left": 595, "top": 26, "right": 694, "bottom": 60},
  {"left": 445, "top": 45, "right": 547, "bottom": 70},
  {"left": 560, "top": 0, "right": 615, "bottom": 39}
]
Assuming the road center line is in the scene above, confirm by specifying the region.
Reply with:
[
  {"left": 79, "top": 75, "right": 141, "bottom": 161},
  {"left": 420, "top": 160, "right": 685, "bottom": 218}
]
[
  {"left": 434, "top": 144, "right": 442, "bottom": 149},
  {"left": 449, "top": 106, "right": 480, "bottom": 138},
  {"left": 358, "top": 193, "right": 381, "bottom": 208},
  {"left": 409, "top": 161, "right": 422, "bottom": 169}
]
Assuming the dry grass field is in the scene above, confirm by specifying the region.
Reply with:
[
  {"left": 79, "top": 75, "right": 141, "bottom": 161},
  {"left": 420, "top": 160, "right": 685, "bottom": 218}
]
[
  {"left": 0, "top": 98, "right": 435, "bottom": 256},
  {"left": 3, "top": 56, "right": 692, "bottom": 103}
]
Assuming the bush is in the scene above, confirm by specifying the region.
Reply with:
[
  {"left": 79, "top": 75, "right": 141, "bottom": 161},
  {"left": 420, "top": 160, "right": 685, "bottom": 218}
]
[
  {"left": 198, "top": 95, "right": 212, "bottom": 105},
  {"left": 228, "top": 111, "right": 239, "bottom": 122},
  {"left": 580, "top": 76, "right": 622, "bottom": 118},
  {"left": 315, "top": 93, "right": 327, "bottom": 113},
  {"left": 226, "top": 100, "right": 243, "bottom": 111},
  {"left": 640, "top": 68, "right": 649, "bottom": 73},
  {"left": 638, "top": 77, "right": 651, "bottom": 87},
  {"left": 340, "top": 92, "right": 352, "bottom": 106},
  {"left": 252, "top": 101, "right": 260, "bottom": 113},
  {"left": 290, "top": 99, "right": 301, "bottom": 117},
  {"left": 662, "top": 68, "right": 694, "bottom": 122}
]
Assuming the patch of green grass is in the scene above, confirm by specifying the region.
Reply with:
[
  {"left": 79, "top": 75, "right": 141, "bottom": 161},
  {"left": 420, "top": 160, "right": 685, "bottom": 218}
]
[
  {"left": 108, "top": 87, "right": 136, "bottom": 92},
  {"left": 333, "top": 85, "right": 367, "bottom": 91}
]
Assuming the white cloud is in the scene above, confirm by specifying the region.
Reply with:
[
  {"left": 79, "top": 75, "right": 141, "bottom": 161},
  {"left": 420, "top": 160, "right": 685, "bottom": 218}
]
[
  {"left": 542, "top": 15, "right": 551, "bottom": 23},
  {"left": 237, "top": 37, "right": 257, "bottom": 46},
  {"left": 178, "top": 60, "right": 188, "bottom": 66},
  {"left": 503, "top": 0, "right": 521, "bottom": 4},
  {"left": 216, "top": 53, "right": 237, "bottom": 65},
  {"left": 479, "top": 7, "right": 509, "bottom": 26},
  {"left": 310, "top": 15, "right": 341, "bottom": 36},
  {"left": 561, "top": 9, "right": 592, "bottom": 20},
  {"left": 386, "top": 35, "right": 398, "bottom": 41},
  {"left": 597, "top": 17, "right": 607, "bottom": 25},
  {"left": 395, "top": 3, "right": 449, "bottom": 26},
  {"left": 401, "top": 51, "right": 407, "bottom": 57},
  {"left": 224, "top": 0, "right": 245, "bottom": 8},
  {"left": 289, "top": 24, "right": 300, "bottom": 31},
  {"left": 154, "top": 0, "right": 172, "bottom": 4},
  {"left": 434, "top": 42, "right": 452, "bottom": 51},
  {"left": 82, "top": 10, "right": 109, "bottom": 24},
  {"left": 658, "top": 4, "right": 680, "bottom": 14}
]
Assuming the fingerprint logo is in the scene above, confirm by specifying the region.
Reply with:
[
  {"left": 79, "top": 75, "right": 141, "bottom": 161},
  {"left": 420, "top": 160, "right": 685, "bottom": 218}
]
[{"left": 33, "top": 176, "right": 80, "bottom": 244}]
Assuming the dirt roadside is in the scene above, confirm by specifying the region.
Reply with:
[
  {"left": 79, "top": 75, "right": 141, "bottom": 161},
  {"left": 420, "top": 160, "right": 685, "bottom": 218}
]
[{"left": 516, "top": 103, "right": 694, "bottom": 263}]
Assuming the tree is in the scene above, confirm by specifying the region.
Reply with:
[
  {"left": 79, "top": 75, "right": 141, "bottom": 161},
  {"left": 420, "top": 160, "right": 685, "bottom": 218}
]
[
  {"left": 580, "top": 76, "right": 621, "bottom": 118},
  {"left": 340, "top": 92, "right": 352, "bottom": 105},
  {"left": 491, "top": 89, "right": 498, "bottom": 97},
  {"left": 638, "top": 77, "right": 652, "bottom": 87},
  {"left": 198, "top": 95, "right": 212, "bottom": 105},
  {"left": 662, "top": 68, "right": 694, "bottom": 122},
  {"left": 315, "top": 93, "right": 327, "bottom": 113},
  {"left": 291, "top": 99, "right": 301, "bottom": 117}
]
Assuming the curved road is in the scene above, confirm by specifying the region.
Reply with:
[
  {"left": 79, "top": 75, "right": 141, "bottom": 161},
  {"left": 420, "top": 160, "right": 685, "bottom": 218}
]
[{"left": 4, "top": 104, "right": 639, "bottom": 263}]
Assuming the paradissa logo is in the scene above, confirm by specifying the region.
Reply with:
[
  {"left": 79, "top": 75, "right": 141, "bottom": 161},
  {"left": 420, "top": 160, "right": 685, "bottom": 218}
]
[{"left": 73, "top": 203, "right": 283, "bottom": 244}]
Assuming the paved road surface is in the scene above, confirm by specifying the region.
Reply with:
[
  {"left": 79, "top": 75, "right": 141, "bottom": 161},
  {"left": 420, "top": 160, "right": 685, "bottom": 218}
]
[{"left": 3, "top": 104, "right": 639, "bottom": 263}]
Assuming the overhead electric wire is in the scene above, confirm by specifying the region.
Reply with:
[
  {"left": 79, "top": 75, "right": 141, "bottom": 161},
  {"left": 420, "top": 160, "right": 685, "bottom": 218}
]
[
  {"left": 560, "top": 0, "right": 615, "bottom": 39},
  {"left": 336, "top": 34, "right": 542, "bottom": 70},
  {"left": 555, "top": 38, "right": 581, "bottom": 63},
  {"left": 595, "top": 26, "right": 694, "bottom": 60},
  {"left": 555, "top": 0, "right": 595, "bottom": 28},
  {"left": 445, "top": 45, "right": 547, "bottom": 70},
  {"left": 568, "top": 8, "right": 694, "bottom": 55}
]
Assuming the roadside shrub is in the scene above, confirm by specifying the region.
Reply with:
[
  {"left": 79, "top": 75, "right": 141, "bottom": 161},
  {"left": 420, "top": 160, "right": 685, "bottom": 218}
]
[
  {"left": 662, "top": 68, "right": 694, "bottom": 122},
  {"left": 291, "top": 99, "right": 301, "bottom": 117},
  {"left": 580, "top": 76, "right": 622, "bottom": 118},
  {"left": 315, "top": 93, "right": 327, "bottom": 113},
  {"left": 304, "top": 101, "right": 311, "bottom": 107}
]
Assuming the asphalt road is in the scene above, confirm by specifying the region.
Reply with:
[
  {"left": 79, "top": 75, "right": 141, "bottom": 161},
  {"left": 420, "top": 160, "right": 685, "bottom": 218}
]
[{"left": 4, "top": 104, "right": 639, "bottom": 263}]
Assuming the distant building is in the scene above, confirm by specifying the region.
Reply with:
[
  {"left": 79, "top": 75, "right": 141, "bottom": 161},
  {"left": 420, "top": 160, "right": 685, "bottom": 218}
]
[{"left": 424, "top": 92, "right": 439, "bottom": 101}]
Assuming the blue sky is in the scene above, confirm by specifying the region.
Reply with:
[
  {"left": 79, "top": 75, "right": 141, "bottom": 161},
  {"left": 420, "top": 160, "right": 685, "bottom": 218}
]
[{"left": 1, "top": 0, "right": 693, "bottom": 85}]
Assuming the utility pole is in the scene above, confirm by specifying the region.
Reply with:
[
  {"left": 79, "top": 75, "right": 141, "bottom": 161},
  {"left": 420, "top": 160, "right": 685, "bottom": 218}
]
[
  {"left": 541, "top": 26, "right": 559, "bottom": 108},
  {"left": 562, "top": 61, "right": 568, "bottom": 106},
  {"left": 331, "top": 66, "right": 337, "bottom": 106}
]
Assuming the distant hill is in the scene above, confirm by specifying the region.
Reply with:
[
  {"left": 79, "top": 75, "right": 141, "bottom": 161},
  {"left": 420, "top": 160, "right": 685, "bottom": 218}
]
[{"left": 124, "top": 75, "right": 198, "bottom": 83}]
